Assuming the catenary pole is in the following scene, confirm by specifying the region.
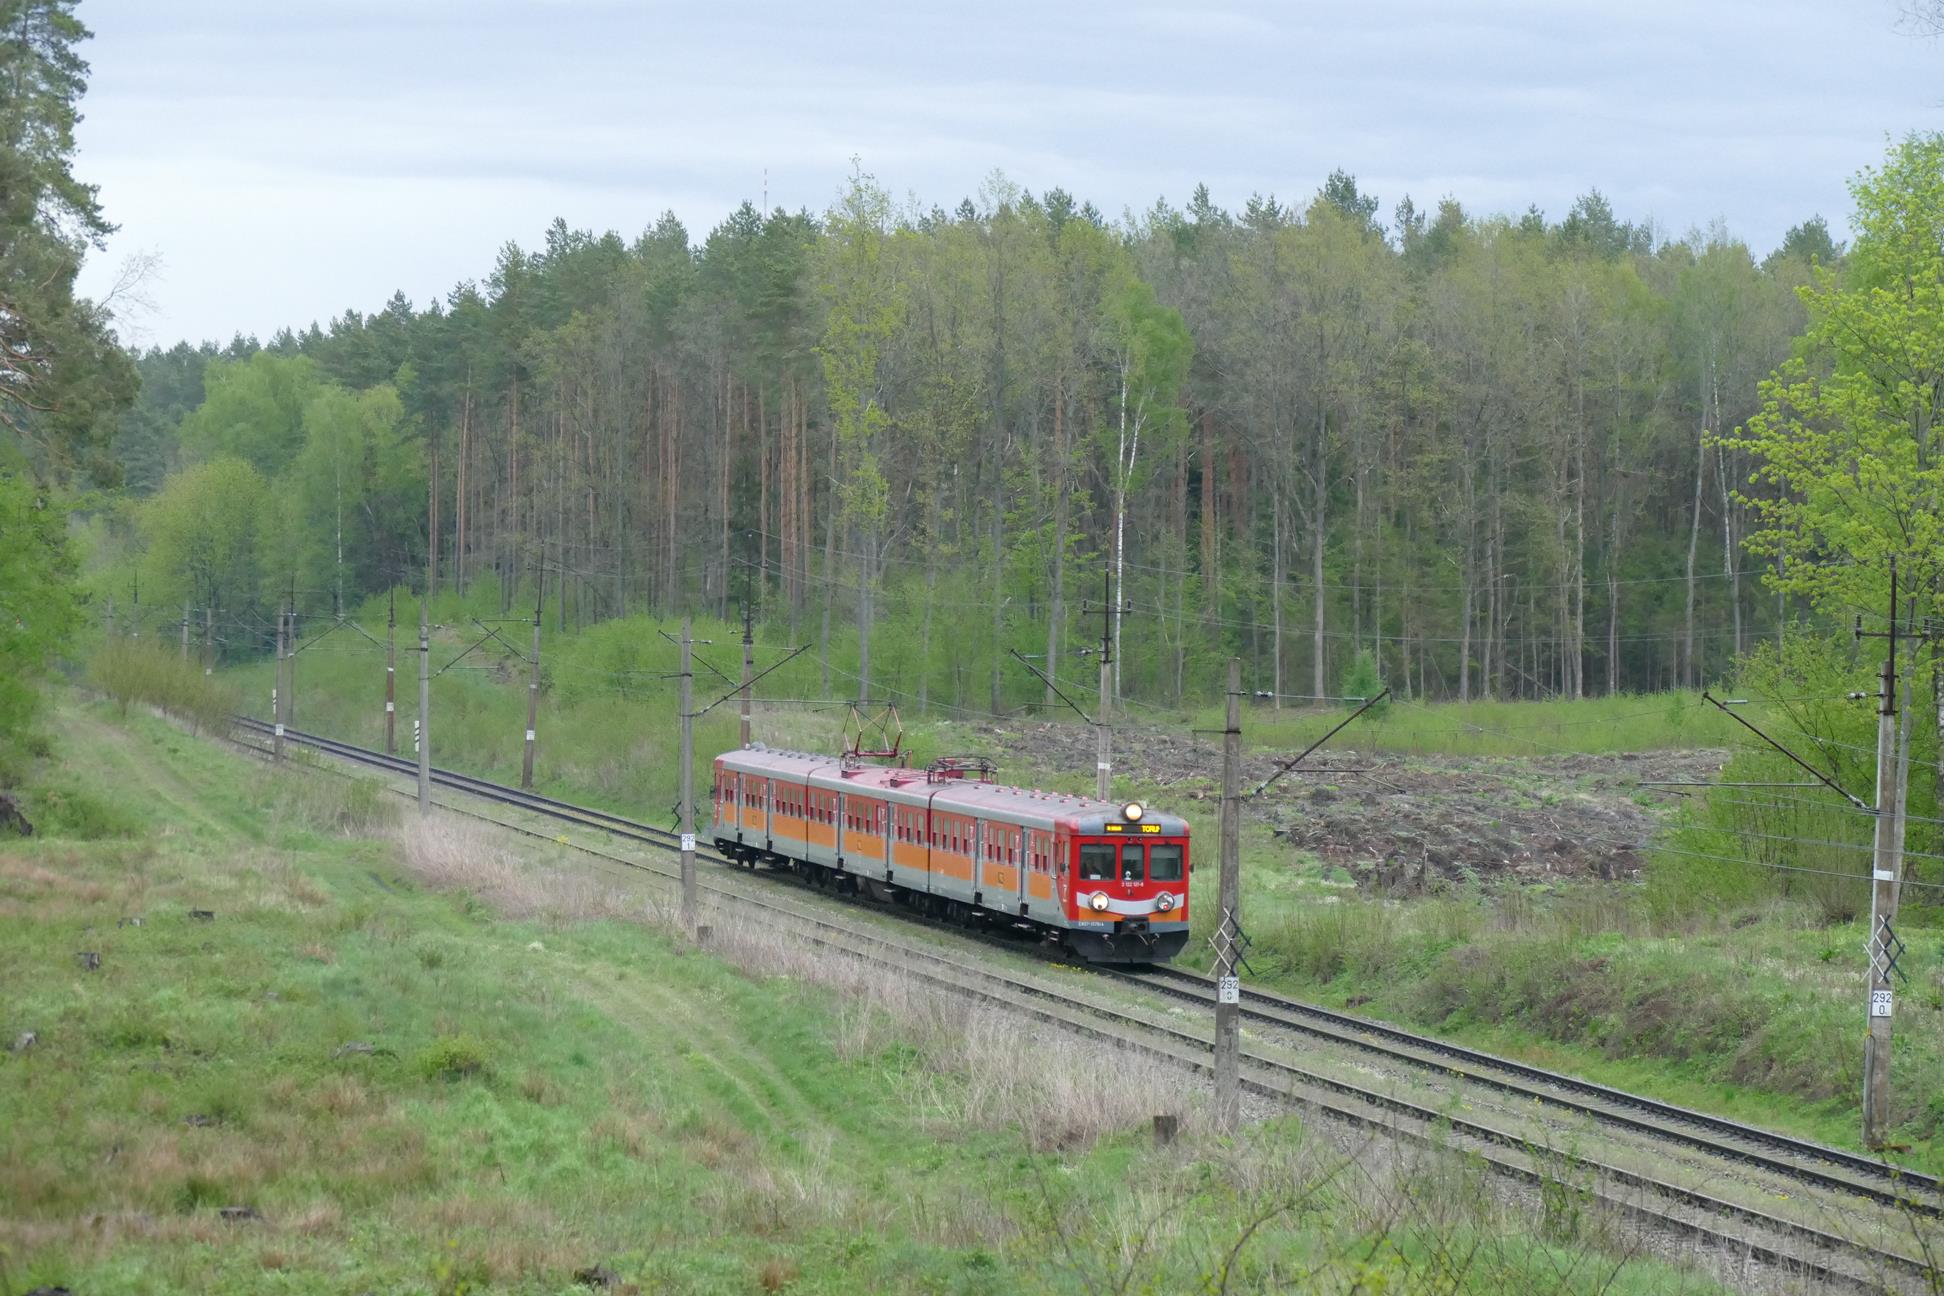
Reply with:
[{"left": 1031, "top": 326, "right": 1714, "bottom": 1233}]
[
  {"left": 522, "top": 579, "right": 541, "bottom": 789},
  {"left": 679, "top": 616, "right": 698, "bottom": 933},
  {"left": 285, "top": 586, "right": 296, "bottom": 726},
  {"left": 1214, "top": 657, "right": 1243, "bottom": 1132},
  {"left": 1096, "top": 569, "right": 1113, "bottom": 801},
  {"left": 273, "top": 601, "right": 287, "bottom": 761},
  {"left": 384, "top": 588, "right": 397, "bottom": 755},
  {"left": 1863, "top": 558, "right": 1904, "bottom": 1149},
  {"left": 417, "top": 597, "right": 430, "bottom": 814},
  {"left": 740, "top": 600, "right": 754, "bottom": 748}
]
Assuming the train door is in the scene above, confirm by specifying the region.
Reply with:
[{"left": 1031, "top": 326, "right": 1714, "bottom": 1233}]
[
  {"left": 1025, "top": 829, "right": 1055, "bottom": 913},
  {"left": 971, "top": 817, "right": 984, "bottom": 904},
  {"left": 995, "top": 822, "right": 1025, "bottom": 914},
  {"left": 714, "top": 764, "right": 736, "bottom": 840}
]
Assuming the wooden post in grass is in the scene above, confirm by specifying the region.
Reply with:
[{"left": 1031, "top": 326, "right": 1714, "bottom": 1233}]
[
  {"left": 180, "top": 602, "right": 190, "bottom": 658},
  {"left": 203, "top": 605, "right": 213, "bottom": 676},
  {"left": 1214, "top": 656, "right": 1243, "bottom": 1133},
  {"left": 679, "top": 616, "right": 698, "bottom": 934},
  {"left": 417, "top": 597, "right": 431, "bottom": 814}
]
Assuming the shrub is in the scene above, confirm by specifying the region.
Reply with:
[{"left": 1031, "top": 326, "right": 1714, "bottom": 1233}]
[
  {"left": 1340, "top": 648, "right": 1388, "bottom": 716},
  {"left": 269, "top": 768, "right": 399, "bottom": 836},
  {"left": 35, "top": 780, "right": 143, "bottom": 839},
  {"left": 87, "top": 637, "right": 236, "bottom": 735},
  {"left": 416, "top": 1034, "right": 491, "bottom": 1083}
]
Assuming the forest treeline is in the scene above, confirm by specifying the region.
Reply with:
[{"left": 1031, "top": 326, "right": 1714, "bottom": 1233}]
[{"left": 103, "top": 172, "right": 1842, "bottom": 711}]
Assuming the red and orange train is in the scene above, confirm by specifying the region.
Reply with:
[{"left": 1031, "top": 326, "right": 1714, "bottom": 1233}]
[{"left": 710, "top": 746, "right": 1191, "bottom": 963}]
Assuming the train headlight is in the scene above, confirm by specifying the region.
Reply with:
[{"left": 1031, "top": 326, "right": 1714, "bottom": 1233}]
[
  {"left": 1122, "top": 802, "right": 1144, "bottom": 822},
  {"left": 1089, "top": 891, "right": 1110, "bottom": 912},
  {"left": 1157, "top": 892, "right": 1175, "bottom": 912}
]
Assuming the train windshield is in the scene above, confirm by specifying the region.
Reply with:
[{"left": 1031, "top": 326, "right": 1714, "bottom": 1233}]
[
  {"left": 1120, "top": 842, "right": 1145, "bottom": 882},
  {"left": 1079, "top": 843, "right": 1116, "bottom": 880},
  {"left": 1149, "top": 843, "right": 1184, "bottom": 882}
]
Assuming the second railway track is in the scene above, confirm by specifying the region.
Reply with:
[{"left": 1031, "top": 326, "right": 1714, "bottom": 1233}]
[{"left": 232, "top": 715, "right": 1944, "bottom": 1292}]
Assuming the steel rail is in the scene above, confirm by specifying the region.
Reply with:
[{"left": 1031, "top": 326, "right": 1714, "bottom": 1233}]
[
  {"left": 1115, "top": 963, "right": 1943, "bottom": 1216},
  {"left": 233, "top": 715, "right": 1944, "bottom": 1283}
]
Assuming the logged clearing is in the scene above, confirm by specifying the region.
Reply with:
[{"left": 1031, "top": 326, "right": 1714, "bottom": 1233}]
[
  {"left": 967, "top": 717, "right": 1718, "bottom": 886},
  {"left": 0, "top": 702, "right": 1745, "bottom": 1294}
]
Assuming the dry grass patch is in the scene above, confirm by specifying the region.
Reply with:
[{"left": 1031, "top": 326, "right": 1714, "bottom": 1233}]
[
  {"left": 700, "top": 911, "right": 1199, "bottom": 1150},
  {"left": 0, "top": 857, "right": 117, "bottom": 907},
  {"left": 390, "top": 813, "right": 643, "bottom": 923},
  {"left": 589, "top": 1108, "right": 665, "bottom": 1160}
]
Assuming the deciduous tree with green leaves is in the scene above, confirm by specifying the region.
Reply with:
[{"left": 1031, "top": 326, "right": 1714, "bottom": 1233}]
[
  {"left": 139, "top": 457, "right": 272, "bottom": 628},
  {"left": 1096, "top": 266, "right": 1191, "bottom": 694},
  {"left": 818, "top": 167, "right": 903, "bottom": 701},
  {"left": 1723, "top": 132, "right": 1944, "bottom": 800}
]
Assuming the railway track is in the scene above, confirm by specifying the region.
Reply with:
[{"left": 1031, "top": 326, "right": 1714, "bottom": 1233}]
[
  {"left": 231, "top": 715, "right": 1944, "bottom": 1291},
  {"left": 1115, "top": 962, "right": 1943, "bottom": 1218}
]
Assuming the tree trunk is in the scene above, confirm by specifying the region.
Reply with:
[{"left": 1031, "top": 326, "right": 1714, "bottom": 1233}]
[
  {"left": 427, "top": 423, "right": 441, "bottom": 595},
  {"left": 820, "top": 432, "right": 837, "bottom": 697},
  {"left": 1683, "top": 429, "right": 1707, "bottom": 688},
  {"left": 1271, "top": 495, "right": 1284, "bottom": 708},
  {"left": 456, "top": 374, "right": 470, "bottom": 595},
  {"left": 508, "top": 376, "right": 521, "bottom": 609},
  {"left": 1200, "top": 409, "right": 1218, "bottom": 620},
  {"left": 1046, "top": 376, "right": 1067, "bottom": 710},
  {"left": 1311, "top": 403, "right": 1326, "bottom": 701}
]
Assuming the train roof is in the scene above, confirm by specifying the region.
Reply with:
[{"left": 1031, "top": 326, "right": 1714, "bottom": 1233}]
[{"left": 717, "top": 744, "right": 1190, "bottom": 835}]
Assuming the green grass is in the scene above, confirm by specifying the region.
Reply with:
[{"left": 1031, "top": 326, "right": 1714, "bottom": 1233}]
[
  {"left": 220, "top": 621, "right": 1944, "bottom": 1179},
  {"left": 0, "top": 698, "right": 1743, "bottom": 1294}
]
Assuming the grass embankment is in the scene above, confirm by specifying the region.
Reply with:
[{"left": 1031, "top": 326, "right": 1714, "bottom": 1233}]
[
  {"left": 236, "top": 632, "right": 1944, "bottom": 1167},
  {"left": 0, "top": 700, "right": 1732, "bottom": 1294}
]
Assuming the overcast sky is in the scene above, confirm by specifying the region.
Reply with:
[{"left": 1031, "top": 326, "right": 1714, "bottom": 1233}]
[{"left": 71, "top": 0, "right": 1942, "bottom": 348}]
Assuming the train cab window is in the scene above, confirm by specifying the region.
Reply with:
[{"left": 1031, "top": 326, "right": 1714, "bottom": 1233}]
[
  {"left": 1150, "top": 843, "right": 1184, "bottom": 882},
  {"left": 1121, "top": 842, "right": 1146, "bottom": 883},
  {"left": 1079, "top": 843, "right": 1116, "bottom": 881}
]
